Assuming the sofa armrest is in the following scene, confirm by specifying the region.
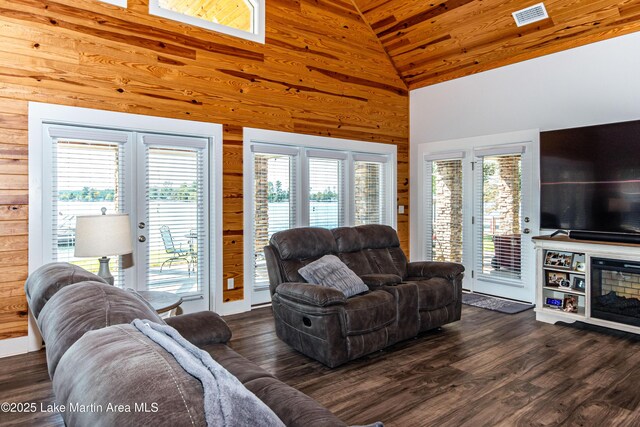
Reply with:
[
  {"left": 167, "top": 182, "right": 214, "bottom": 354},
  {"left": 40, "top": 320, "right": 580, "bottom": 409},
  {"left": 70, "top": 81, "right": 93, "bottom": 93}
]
[
  {"left": 164, "top": 311, "right": 232, "bottom": 346},
  {"left": 406, "top": 261, "right": 465, "bottom": 280},
  {"left": 360, "top": 274, "right": 402, "bottom": 289},
  {"left": 276, "top": 282, "right": 346, "bottom": 307}
]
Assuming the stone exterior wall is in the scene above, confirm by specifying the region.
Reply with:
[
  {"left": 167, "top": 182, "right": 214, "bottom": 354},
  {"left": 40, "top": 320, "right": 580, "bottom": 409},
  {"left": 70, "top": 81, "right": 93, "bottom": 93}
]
[
  {"left": 254, "top": 155, "right": 269, "bottom": 255},
  {"left": 354, "top": 162, "right": 382, "bottom": 225},
  {"left": 494, "top": 156, "right": 521, "bottom": 235},
  {"left": 601, "top": 270, "right": 640, "bottom": 299},
  {"left": 432, "top": 160, "right": 463, "bottom": 263}
]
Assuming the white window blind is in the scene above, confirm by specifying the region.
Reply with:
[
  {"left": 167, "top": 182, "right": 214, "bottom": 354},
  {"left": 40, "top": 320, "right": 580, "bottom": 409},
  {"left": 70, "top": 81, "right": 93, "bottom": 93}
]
[
  {"left": 143, "top": 137, "right": 207, "bottom": 296},
  {"left": 474, "top": 153, "right": 523, "bottom": 282},
  {"left": 253, "top": 151, "right": 297, "bottom": 289},
  {"left": 354, "top": 159, "right": 387, "bottom": 225},
  {"left": 48, "top": 126, "right": 128, "bottom": 286},
  {"left": 308, "top": 156, "right": 345, "bottom": 228},
  {"left": 424, "top": 156, "right": 464, "bottom": 263}
]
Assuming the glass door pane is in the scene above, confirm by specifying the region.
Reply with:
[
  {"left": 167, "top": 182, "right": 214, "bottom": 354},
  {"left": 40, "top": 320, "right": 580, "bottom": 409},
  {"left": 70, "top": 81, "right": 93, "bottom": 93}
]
[
  {"left": 476, "top": 154, "right": 522, "bottom": 281},
  {"left": 426, "top": 158, "right": 464, "bottom": 263},
  {"left": 308, "top": 157, "right": 344, "bottom": 228},
  {"left": 138, "top": 137, "right": 207, "bottom": 304},
  {"left": 253, "top": 152, "right": 295, "bottom": 304},
  {"left": 51, "top": 137, "right": 126, "bottom": 287},
  {"left": 354, "top": 160, "right": 386, "bottom": 225}
]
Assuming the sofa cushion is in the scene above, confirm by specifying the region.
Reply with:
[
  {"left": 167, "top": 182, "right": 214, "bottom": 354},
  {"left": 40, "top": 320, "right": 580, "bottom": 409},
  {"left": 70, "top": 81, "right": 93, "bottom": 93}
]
[
  {"left": 337, "top": 251, "right": 374, "bottom": 276},
  {"left": 356, "top": 224, "right": 400, "bottom": 249},
  {"left": 298, "top": 255, "right": 369, "bottom": 298},
  {"left": 341, "top": 290, "right": 395, "bottom": 336},
  {"left": 332, "top": 227, "right": 363, "bottom": 252},
  {"left": 24, "top": 262, "right": 107, "bottom": 319},
  {"left": 364, "top": 248, "right": 402, "bottom": 276},
  {"left": 360, "top": 274, "right": 402, "bottom": 288},
  {"left": 270, "top": 227, "right": 336, "bottom": 260},
  {"left": 414, "top": 277, "right": 456, "bottom": 311},
  {"left": 280, "top": 258, "right": 315, "bottom": 283},
  {"left": 54, "top": 324, "right": 208, "bottom": 427},
  {"left": 38, "top": 281, "right": 164, "bottom": 378},
  {"left": 244, "top": 377, "right": 347, "bottom": 427}
]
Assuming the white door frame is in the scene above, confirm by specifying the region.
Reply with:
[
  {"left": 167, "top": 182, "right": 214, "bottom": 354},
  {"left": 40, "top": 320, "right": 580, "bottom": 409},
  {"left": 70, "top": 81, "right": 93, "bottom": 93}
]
[{"left": 415, "top": 129, "right": 540, "bottom": 303}]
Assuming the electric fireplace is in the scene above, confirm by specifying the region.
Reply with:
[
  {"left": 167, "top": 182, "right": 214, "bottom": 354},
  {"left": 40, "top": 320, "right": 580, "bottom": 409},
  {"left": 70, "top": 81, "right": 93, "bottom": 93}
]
[{"left": 591, "top": 258, "right": 640, "bottom": 327}]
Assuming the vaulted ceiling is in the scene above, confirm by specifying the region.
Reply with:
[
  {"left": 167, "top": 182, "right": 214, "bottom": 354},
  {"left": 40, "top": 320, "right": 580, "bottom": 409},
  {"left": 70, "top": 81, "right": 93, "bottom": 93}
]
[{"left": 352, "top": 0, "right": 640, "bottom": 89}]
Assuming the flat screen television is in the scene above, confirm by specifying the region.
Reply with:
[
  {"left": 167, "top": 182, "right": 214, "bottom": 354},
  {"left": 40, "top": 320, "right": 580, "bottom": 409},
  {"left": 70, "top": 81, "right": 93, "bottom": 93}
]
[{"left": 540, "top": 120, "right": 640, "bottom": 240}]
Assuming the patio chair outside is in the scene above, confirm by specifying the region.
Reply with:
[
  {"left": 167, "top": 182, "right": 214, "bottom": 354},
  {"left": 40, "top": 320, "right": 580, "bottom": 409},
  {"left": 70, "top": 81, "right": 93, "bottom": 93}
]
[{"left": 160, "top": 225, "right": 192, "bottom": 276}]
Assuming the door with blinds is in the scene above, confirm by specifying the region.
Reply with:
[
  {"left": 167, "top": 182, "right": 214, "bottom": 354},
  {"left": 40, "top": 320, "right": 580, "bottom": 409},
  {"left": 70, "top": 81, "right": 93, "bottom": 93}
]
[
  {"left": 472, "top": 145, "right": 534, "bottom": 301},
  {"left": 136, "top": 134, "right": 209, "bottom": 310},
  {"left": 423, "top": 152, "right": 467, "bottom": 269},
  {"left": 251, "top": 145, "right": 298, "bottom": 305},
  {"left": 44, "top": 125, "right": 130, "bottom": 287},
  {"left": 422, "top": 134, "right": 537, "bottom": 303}
]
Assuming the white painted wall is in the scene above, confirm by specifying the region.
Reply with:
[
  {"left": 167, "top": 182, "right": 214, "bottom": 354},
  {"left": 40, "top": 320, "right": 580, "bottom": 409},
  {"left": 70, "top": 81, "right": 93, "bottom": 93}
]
[{"left": 410, "top": 31, "right": 640, "bottom": 257}]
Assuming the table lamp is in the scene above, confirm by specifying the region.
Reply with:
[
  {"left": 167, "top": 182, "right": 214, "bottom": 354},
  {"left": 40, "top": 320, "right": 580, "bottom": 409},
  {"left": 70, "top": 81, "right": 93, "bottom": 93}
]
[{"left": 74, "top": 208, "right": 133, "bottom": 285}]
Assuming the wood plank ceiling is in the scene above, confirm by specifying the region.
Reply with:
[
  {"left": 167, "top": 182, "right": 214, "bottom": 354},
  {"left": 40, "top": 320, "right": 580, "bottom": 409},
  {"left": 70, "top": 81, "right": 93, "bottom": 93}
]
[{"left": 352, "top": 0, "right": 640, "bottom": 89}]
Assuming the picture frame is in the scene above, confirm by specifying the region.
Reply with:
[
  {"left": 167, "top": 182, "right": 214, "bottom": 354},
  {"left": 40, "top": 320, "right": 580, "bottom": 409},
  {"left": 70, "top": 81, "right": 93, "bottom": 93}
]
[
  {"left": 546, "top": 270, "right": 568, "bottom": 287},
  {"left": 572, "top": 254, "right": 586, "bottom": 272},
  {"left": 571, "top": 275, "right": 586, "bottom": 292},
  {"left": 544, "top": 250, "right": 573, "bottom": 268},
  {"left": 563, "top": 295, "right": 578, "bottom": 313}
]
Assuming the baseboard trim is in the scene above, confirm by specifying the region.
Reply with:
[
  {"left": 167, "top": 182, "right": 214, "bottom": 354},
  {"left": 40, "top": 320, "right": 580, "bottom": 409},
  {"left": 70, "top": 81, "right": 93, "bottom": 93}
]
[
  {"left": 0, "top": 336, "right": 30, "bottom": 358},
  {"left": 220, "top": 299, "right": 251, "bottom": 316}
]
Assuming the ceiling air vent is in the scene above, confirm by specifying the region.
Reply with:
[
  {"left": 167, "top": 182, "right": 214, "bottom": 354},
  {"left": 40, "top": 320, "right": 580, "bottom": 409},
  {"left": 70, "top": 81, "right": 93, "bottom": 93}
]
[{"left": 512, "top": 3, "right": 549, "bottom": 27}]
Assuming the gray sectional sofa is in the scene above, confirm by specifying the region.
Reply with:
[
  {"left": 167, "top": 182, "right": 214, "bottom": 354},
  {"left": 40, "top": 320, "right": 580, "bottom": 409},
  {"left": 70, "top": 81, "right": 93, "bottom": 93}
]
[
  {"left": 264, "top": 224, "right": 465, "bottom": 368},
  {"left": 25, "top": 262, "right": 348, "bottom": 426}
]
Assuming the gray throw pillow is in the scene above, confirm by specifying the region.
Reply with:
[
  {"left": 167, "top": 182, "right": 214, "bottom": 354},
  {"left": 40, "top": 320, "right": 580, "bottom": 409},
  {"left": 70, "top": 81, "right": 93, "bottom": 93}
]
[{"left": 298, "top": 255, "right": 369, "bottom": 298}]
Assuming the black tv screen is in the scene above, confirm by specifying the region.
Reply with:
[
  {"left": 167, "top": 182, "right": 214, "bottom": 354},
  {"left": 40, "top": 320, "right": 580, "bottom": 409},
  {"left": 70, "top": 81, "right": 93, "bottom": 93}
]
[{"left": 540, "top": 120, "right": 640, "bottom": 235}]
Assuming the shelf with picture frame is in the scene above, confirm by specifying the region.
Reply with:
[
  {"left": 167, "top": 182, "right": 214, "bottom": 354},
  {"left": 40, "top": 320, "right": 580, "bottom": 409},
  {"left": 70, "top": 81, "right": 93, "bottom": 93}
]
[
  {"left": 534, "top": 235, "right": 640, "bottom": 334},
  {"left": 543, "top": 250, "right": 586, "bottom": 273},
  {"left": 539, "top": 248, "right": 588, "bottom": 318}
]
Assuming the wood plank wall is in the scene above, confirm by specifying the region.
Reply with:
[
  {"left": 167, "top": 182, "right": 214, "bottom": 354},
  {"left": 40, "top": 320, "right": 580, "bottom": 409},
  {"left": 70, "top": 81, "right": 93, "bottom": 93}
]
[{"left": 0, "top": 0, "right": 409, "bottom": 339}]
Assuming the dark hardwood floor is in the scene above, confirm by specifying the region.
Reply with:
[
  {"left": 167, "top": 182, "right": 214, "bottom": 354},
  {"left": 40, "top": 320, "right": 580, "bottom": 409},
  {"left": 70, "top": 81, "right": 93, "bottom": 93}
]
[{"left": 1, "top": 305, "right": 639, "bottom": 426}]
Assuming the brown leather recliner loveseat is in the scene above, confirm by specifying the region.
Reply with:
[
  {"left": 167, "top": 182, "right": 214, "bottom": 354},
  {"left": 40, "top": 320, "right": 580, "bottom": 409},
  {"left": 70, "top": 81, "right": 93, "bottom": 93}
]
[{"left": 264, "top": 224, "right": 464, "bottom": 368}]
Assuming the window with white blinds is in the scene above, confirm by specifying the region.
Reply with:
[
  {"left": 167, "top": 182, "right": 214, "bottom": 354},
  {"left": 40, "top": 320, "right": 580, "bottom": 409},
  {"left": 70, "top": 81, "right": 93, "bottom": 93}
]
[
  {"left": 354, "top": 154, "right": 388, "bottom": 226},
  {"left": 252, "top": 149, "right": 297, "bottom": 290},
  {"left": 248, "top": 137, "right": 395, "bottom": 305},
  {"left": 141, "top": 135, "right": 208, "bottom": 296},
  {"left": 423, "top": 153, "right": 464, "bottom": 263},
  {"left": 308, "top": 154, "right": 345, "bottom": 229},
  {"left": 47, "top": 126, "right": 128, "bottom": 287}
]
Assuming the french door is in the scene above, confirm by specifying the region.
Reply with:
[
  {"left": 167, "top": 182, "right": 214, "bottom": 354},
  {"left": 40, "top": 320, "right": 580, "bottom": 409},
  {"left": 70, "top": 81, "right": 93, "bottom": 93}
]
[
  {"left": 472, "top": 146, "right": 534, "bottom": 301},
  {"left": 422, "top": 133, "right": 537, "bottom": 302},
  {"left": 135, "top": 134, "right": 210, "bottom": 311},
  {"left": 43, "top": 124, "right": 212, "bottom": 312}
]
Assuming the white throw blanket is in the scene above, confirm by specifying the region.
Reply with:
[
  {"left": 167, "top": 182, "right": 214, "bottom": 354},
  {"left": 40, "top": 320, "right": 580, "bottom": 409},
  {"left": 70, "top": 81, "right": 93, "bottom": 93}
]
[{"left": 132, "top": 319, "right": 284, "bottom": 427}]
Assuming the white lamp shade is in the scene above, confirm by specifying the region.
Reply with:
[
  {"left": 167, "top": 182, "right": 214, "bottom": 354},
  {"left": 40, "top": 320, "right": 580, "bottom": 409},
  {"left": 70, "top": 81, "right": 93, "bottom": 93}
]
[{"left": 74, "top": 214, "right": 133, "bottom": 257}]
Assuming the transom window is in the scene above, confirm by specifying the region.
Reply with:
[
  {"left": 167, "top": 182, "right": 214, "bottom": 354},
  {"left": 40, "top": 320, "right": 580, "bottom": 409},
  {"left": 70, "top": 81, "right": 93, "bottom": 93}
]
[{"left": 150, "top": 0, "right": 265, "bottom": 43}]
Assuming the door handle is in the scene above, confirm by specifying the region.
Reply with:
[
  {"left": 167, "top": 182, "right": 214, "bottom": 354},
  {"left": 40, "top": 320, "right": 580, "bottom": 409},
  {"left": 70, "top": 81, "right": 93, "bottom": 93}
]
[{"left": 138, "top": 236, "right": 146, "bottom": 242}]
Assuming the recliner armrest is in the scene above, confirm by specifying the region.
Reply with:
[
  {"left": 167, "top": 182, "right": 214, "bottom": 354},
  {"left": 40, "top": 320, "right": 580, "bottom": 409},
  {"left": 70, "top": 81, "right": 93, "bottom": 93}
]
[
  {"left": 164, "top": 311, "right": 232, "bottom": 346},
  {"left": 406, "top": 261, "right": 465, "bottom": 281},
  {"left": 276, "top": 282, "right": 347, "bottom": 307}
]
